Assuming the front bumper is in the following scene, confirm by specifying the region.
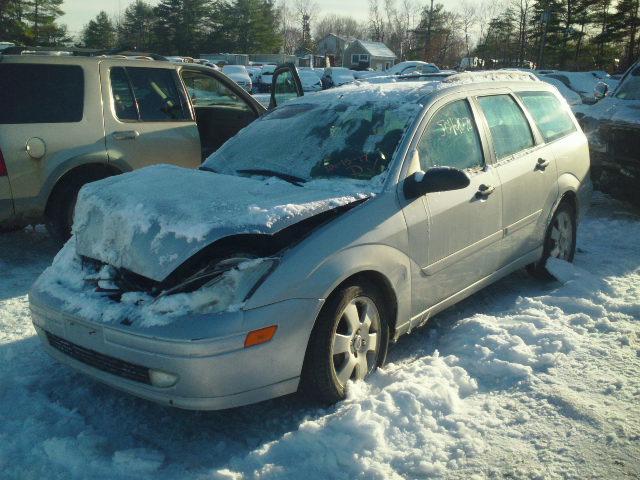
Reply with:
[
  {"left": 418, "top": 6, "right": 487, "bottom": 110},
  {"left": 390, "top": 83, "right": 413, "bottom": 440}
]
[{"left": 29, "top": 289, "right": 324, "bottom": 410}]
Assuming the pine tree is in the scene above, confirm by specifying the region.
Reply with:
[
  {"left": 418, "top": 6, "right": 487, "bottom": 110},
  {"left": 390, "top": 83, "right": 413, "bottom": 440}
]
[
  {"left": 82, "top": 11, "right": 116, "bottom": 49},
  {"left": 208, "top": 0, "right": 281, "bottom": 54},
  {"left": 153, "top": 0, "right": 210, "bottom": 55},
  {"left": 117, "top": 0, "right": 157, "bottom": 51},
  {"left": 23, "top": 0, "right": 64, "bottom": 45}
]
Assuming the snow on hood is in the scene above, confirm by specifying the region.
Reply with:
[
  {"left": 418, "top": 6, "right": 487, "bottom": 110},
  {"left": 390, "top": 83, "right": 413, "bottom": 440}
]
[{"left": 73, "top": 165, "right": 372, "bottom": 281}]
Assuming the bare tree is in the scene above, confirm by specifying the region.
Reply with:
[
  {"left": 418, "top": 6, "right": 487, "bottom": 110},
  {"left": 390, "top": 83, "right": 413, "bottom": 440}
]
[
  {"left": 459, "top": 0, "right": 478, "bottom": 58},
  {"left": 368, "top": 0, "right": 386, "bottom": 41}
]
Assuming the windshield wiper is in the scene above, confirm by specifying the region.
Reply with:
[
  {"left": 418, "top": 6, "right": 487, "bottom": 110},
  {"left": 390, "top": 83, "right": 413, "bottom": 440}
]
[
  {"left": 199, "top": 165, "right": 219, "bottom": 173},
  {"left": 236, "top": 169, "right": 306, "bottom": 186}
]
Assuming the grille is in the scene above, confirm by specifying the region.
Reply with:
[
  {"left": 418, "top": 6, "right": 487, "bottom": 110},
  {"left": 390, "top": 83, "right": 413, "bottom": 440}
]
[{"left": 46, "top": 331, "right": 151, "bottom": 385}]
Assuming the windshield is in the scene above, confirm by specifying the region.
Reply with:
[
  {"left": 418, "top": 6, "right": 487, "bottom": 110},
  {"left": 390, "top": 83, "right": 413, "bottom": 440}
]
[
  {"left": 203, "top": 97, "right": 421, "bottom": 183},
  {"left": 616, "top": 65, "right": 640, "bottom": 100}
]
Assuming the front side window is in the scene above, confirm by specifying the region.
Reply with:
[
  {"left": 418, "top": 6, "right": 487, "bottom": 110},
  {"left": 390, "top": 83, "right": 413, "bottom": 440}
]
[
  {"left": 616, "top": 65, "right": 640, "bottom": 100},
  {"left": 417, "top": 99, "right": 484, "bottom": 171},
  {"left": 181, "top": 70, "right": 250, "bottom": 110},
  {"left": 111, "top": 67, "right": 188, "bottom": 121},
  {"left": 477, "top": 95, "right": 535, "bottom": 159},
  {"left": 518, "top": 91, "right": 576, "bottom": 142},
  {"left": 0, "top": 64, "right": 84, "bottom": 124}
]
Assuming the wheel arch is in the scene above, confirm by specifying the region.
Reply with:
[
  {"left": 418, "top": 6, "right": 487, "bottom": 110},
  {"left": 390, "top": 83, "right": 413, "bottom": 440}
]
[
  {"left": 44, "top": 162, "right": 124, "bottom": 217},
  {"left": 327, "top": 269, "right": 400, "bottom": 340}
]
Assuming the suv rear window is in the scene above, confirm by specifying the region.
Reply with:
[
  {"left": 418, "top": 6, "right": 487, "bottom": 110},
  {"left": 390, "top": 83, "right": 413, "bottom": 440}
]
[
  {"left": 518, "top": 91, "right": 576, "bottom": 142},
  {"left": 0, "top": 64, "right": 84, "bottom": 124}
]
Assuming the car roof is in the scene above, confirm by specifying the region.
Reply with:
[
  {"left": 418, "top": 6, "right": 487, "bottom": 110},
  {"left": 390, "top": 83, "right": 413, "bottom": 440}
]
[{"left": 291, "top": 70, "right": 555, "bottom": 107}]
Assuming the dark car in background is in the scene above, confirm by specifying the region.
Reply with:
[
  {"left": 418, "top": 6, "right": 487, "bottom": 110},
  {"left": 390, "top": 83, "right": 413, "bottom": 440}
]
[{"left": 577, "top": 60, "right": 640, "bottom": 203}]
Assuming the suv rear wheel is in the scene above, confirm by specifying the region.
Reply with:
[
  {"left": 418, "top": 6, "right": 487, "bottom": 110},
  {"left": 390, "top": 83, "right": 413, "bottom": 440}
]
[{"left": 45, "top": 172, "right": 112, "bottom": 242}]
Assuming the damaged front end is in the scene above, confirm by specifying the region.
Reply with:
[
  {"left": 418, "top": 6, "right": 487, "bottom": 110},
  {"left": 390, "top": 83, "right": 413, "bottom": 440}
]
[{"left": 37, "top": 198, "right": 367, "bottom": 328}]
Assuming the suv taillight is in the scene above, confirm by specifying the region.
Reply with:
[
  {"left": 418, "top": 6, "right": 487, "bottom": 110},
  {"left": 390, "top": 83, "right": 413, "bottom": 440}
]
[{"left": 0, "top": 149, "right": 7, "bottom": 177}]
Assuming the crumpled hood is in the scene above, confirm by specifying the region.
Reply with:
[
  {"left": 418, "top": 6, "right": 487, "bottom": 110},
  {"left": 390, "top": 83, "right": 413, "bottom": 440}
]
[{"left": 74, "top": 165, "right": 370, "bottom": 281}]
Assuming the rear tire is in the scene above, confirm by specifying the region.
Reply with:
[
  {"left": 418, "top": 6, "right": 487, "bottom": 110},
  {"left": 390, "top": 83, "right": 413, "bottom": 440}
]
[
  {"left": 45, "top": 173, "right": 109, "bottom": 242},
  {"left": 527, "top": 201, "right": 576, "bottom": 279},
  {"left": 300, "top": 279, "right": 389, "bottom": 405}
]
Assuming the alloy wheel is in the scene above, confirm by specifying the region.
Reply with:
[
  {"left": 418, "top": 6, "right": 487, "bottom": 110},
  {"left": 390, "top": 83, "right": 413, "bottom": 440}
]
[
  {"left": 330, "top": 296, "right": 381, "bottom": 387},
  {"left": 549, "top": 210, "right": 574, "bottom": 260}
]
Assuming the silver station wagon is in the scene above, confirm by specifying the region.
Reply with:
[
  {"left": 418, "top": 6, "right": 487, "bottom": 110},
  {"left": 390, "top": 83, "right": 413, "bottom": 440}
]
[{"left": 30, "top": 72, "right": 591, "bottom": 410}]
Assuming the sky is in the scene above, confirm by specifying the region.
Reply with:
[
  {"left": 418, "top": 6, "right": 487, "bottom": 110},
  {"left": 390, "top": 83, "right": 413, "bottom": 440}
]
[{"left": 61, "top": 0, "right": 373, "bottom": 38}]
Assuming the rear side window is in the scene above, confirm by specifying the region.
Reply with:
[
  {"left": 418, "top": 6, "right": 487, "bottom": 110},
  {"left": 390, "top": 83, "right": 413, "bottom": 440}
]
[
  {"left": 518, "top": 91, "right": 576, "bottom": 142},
  {"left": 418, "top": 99, "right": 484, "bottom": 171},
  {"left": 110, "top": 67, "right": 188, "bottom": 121},
  {"left": 0, "top": 64, "right": 84, "bottom": 124},
  {"left": 477, "top": 95, "right": 535, "bottom": 159}
]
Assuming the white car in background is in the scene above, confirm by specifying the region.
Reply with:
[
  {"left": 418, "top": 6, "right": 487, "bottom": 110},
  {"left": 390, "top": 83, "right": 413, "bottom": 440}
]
[
  {"left": 222, "top": 65, "right": 252, "bottom": 92},
  {"left": 322, "top": 67, "right": 356, "bottom": 88},
  {"left": 257, "top": 64, "right": 277, "bottom": 93},
  {"left": 299, "top": 69, "right": 322, "bottom": 92},
  {"left": 538, "top": 76, "right": 583, "bottom": 106},
  {"left": 541, "top": 71, "right": 619, "bottom": 103},
  {"left": 386, "top": 61, "right": 440, "bottom": 76}
]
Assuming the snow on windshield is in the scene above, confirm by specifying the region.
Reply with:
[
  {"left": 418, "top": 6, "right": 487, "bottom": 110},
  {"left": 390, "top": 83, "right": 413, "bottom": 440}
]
[{"left": 204, "top": 83, "right": 429, "bottom": 184}]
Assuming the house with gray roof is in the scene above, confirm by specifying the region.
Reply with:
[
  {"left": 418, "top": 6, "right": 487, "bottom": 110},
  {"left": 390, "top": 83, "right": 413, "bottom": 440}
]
[{"left": 343, "top": 40, "right": 396, "bottom": 71}]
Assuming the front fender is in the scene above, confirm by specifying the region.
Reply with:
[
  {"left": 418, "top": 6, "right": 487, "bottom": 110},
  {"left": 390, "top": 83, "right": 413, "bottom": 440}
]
[{"left": 246, "top": 243, "right": 412, "bottom": 338}]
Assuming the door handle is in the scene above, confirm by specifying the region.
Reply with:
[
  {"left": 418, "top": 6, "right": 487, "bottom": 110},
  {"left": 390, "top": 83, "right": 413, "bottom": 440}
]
[
  {"left": 112, "top": 130, "right": 139, "bottom": 141},
  {"left": 475, "top": 184, "right": 495, "bottom": 199},
  {"left": 536, "top": 157, "right": 550, "bottom": 170}
]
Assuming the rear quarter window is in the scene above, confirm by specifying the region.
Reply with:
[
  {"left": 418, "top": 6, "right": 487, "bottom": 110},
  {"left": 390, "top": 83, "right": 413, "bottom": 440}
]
[
  {"left": 517, "top": 91, "right": 576, "bottom": 142},
  {"left": 0, "top": 63, "right": 84, "bottom": 124}
]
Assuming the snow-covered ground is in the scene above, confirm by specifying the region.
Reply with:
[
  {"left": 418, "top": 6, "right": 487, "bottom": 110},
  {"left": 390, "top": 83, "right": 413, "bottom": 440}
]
[{"left": 1, "top": 192, "right": 638, "bottom": 479}]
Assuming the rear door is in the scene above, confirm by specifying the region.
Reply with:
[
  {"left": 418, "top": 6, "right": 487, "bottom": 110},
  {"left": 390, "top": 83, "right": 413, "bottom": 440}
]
[
  {"left": 474, "top": 92, "right": 558, "bottom": 265},
  {"left": 100, "top": 61, "right": 201, "bottom": 170},
  {"left": 404, "top": 96, "right": 503, "bottom": 313}
]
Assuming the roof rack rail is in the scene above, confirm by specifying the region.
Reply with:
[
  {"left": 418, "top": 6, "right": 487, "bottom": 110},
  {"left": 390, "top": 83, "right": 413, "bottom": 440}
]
[{"left": 1, "top": 45, "right": 168, "bottom": 61}]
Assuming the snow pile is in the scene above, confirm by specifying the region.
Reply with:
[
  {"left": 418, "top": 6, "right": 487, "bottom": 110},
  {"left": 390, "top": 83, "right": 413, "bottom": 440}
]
[
  {"left": 441, "top": 70, "right": 539, "bottom": 86},
  {"left": 216, "top": 353, "right": 484, "bottom": 479}
]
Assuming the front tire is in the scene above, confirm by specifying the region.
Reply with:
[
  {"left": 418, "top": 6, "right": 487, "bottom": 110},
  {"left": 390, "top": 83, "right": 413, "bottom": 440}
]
[
  {"left": 527, "top": 201, "right": 576, "bottom": 279},
  {"left": 301, "top": 280, "right": 389, "bottom": 405}
]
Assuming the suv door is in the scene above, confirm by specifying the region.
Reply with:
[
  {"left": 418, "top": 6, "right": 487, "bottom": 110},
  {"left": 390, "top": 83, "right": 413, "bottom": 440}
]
[
  {"left": 100, "top": 61, "right": 201, "bottom": 170},
  {"left": 403, "top": 97, "right": 503, "bottom": 314},
  {"left": 474, "top": 92, "right": 558, "bottom": 265},
  {"left": 180, "top": 67, "right": 262, "bottom": 159}
]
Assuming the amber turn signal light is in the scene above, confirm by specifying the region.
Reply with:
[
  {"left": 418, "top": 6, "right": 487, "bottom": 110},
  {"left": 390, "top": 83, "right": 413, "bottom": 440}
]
[{"left": 244, "top": 325, "right": 278, "bottom": 348}]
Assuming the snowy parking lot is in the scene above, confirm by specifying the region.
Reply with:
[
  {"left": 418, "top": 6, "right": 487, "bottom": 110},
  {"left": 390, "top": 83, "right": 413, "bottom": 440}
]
[{"left": 1, "top": 192, "right": 639, "bottom": 479}]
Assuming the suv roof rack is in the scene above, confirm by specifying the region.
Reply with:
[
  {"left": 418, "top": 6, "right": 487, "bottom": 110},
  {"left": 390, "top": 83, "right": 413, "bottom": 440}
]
[{"left": 1, "top": 45, "right": 168, "bottom": 61}]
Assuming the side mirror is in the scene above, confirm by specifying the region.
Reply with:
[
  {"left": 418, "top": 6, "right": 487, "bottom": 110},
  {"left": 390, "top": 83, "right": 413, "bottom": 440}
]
[
  {"left": 404, "top": 167, "right": 471, "bottom": 199},
  {"left": 269, "top": 63, "right": 304, "bottom": 109},
  {"left": 594, "top": 81, "right": 609, "bottom": 100}
]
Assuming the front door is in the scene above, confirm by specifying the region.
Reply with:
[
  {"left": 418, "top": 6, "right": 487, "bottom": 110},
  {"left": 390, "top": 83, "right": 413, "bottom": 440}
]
[
  {"left": 180, "top": 67, "right": 260, "bottom": 159},
  {"left": 404, "top": 98, "right": 503, "bottom": 315},
  {"left": 100, "top": 62, "right": 201, "bottom": 171}
]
